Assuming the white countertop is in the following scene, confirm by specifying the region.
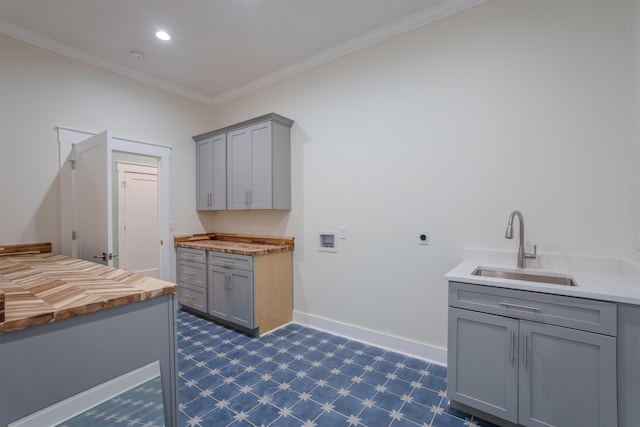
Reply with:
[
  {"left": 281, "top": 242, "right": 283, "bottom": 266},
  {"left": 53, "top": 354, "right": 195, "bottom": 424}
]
[{"left": 446, "top": 250, "right": 640, "bottom": 306}]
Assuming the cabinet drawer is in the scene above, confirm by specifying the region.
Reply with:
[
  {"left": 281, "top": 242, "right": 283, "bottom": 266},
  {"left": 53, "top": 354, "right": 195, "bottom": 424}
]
[
  {"left": 177, "top": 260, "right": 206, "bottom": 288},
  {"left": 449, "top": 282, "right": 617, "bottom": 336},
  {"left": 209, "top": 251, "right": 253, "bottom": 271},
  {"left": 179, "top": 283, "right": 207, "bottom": 313},
  {"left": 177, "top": 247, "right": 206, "bottom": 263}
]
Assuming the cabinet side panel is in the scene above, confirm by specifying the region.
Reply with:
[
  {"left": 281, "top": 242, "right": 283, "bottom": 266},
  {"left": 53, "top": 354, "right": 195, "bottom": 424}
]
[
  {"left": 254, "top": 252, "right": 293, "bottom": 333},
  {"left": 271, "top": 121, "right": 291, "bottom": 210},
  {"left": 618, "top": 304, "right": 640, "bottom": 427}
]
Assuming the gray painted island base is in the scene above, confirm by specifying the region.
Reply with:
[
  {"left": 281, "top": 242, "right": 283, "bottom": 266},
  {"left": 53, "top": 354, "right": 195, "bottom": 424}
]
[{"left": 0, "top": 294, "right": 178, "bottom": 426}]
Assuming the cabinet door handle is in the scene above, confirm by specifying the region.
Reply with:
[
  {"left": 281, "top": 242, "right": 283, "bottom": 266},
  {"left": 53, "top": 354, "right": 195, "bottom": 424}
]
[
  {"left": 225, "top": 273, "right": 231, "bottom": 290},
  {"left": 248, "top": 190, "right": 252, "bottom": 205},
  {"left": 510, "top": 331, "right": 515, "bottom": 367},
  {"left": 209, "top": 193, "right": 212, "bottom": 206},
  {"left": 523, "top": 333, "right": 528, "bottom": 368},
  {"left": 499, "top": 302, "right": 541, "bottom": 312}
]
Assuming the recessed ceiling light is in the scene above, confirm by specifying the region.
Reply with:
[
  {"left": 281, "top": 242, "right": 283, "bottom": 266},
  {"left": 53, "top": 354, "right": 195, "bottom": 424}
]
[
  {"left": 128, "top": 50, "right": 144, "bottom": 59},
  {"left": 155, "top": 31, "right": 171, "bottom": 41}
]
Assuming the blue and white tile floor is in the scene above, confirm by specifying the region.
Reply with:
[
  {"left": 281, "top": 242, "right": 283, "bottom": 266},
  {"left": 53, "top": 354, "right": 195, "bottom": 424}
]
[{"left": 178, "top": 310, "right": 498, "bottom": 427}]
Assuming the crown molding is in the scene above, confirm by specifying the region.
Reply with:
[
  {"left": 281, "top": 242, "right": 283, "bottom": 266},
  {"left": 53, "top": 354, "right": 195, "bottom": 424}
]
[
  {"left": 210, "top": 0, "right": 487, "bottom": 105},
  {"left": 0, "top": 19, "right": 216, "bottom": 105},
  {"left": 0, "top": 0, "right": 486, "bottom": 107}
]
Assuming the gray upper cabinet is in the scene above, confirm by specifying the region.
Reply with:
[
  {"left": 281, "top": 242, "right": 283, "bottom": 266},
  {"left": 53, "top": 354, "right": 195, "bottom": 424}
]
[
  {"left": 196, "top": 134, "right": 226, "bottom": 211},
  {"left": 193, "top": 113, "right": 294, "bottom": 211},
  {"left": 448, "top": 282, "right": 618, "bottom": 427}
]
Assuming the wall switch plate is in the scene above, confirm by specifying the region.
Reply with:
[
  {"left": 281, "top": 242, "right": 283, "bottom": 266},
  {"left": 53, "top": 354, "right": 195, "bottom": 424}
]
[
  {"left": 339, "top": 226, "right": 347, "bottom": 239},
  {"left": 418, "top": 230, "right": 429, "bottom": 245}
]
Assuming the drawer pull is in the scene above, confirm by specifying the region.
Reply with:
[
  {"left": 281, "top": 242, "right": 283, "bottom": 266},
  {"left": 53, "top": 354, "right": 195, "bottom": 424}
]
[
  {"left": 499, "top": 302, "right": 541, "bottom": 312},
  {"left": 185, "top": 272, "right": 196, "bottom": 276},
  {"left": 185, "top": 295, "right": 195, "bottom": 300}
]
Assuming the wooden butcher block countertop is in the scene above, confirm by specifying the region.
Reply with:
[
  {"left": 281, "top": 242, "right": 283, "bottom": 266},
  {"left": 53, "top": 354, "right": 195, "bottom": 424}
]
[
  {"left": 174, "top": 233, "right": 294, "bottom": 255},
  {"left": 0, "top": 243, "right": 178, "bottom": 335}
]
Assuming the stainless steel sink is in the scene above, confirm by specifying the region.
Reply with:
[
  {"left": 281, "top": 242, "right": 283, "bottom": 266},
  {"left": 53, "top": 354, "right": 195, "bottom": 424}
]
[{"left": 471, "top": 267, "right": 577, "bottom": 286}]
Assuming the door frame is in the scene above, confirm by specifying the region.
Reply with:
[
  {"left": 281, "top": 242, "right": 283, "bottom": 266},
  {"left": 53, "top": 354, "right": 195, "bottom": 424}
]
[{"left": 57, "top": 126, "right": 172, "bottom": 281}]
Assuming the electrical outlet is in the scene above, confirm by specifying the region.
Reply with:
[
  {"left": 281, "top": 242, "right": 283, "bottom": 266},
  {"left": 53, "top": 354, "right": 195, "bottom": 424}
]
[{"left": 418, "top": 230, "right": 429, "bottom": 245}]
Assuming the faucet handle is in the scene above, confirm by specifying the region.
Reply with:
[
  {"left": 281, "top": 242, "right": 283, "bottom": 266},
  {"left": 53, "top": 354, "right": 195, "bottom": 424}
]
[{"left": 525, "top": 244, "right": 537, "bottom": 259}]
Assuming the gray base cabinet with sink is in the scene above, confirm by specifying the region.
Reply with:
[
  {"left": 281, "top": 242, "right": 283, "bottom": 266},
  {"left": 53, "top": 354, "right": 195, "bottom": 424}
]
[{"left": 447, "top": 281, "right": 618, "bottom": 427}]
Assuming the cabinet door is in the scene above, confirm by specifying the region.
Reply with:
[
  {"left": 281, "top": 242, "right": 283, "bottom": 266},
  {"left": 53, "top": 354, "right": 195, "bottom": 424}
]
[
  {"left": 519, "top": 321, "right": 617, "bottom": 427},
  {"left": 227, "top": 122, "right": 273, "bottom": 210},
  {"left": 227, "top": 128, "right": 252, "bottom": 209},
  {"left": 447, "top": 308, "right": 519, "bottom": 423},
  {"left": 196, "top": 138, "right": 213, "bottom": 211},
  {"left": 248, "top": 121, "right": 272, "bottom": 209},
  {"left": 208, "top": 266, "right": 231, "bottom": 321},
  {"left": 229, "top": 269, "right": 254, "bottom": 329},
  {"left": 196, "top": 135, "right": 226, "bottom": 210},
  {"left": 210, "top": 134, "right": 227, "bottom": 210}
]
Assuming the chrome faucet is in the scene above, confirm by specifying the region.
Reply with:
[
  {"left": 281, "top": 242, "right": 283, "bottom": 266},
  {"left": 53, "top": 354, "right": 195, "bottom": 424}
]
[{"left": 505, "top": 210, "right": 537, "bottom": 268}]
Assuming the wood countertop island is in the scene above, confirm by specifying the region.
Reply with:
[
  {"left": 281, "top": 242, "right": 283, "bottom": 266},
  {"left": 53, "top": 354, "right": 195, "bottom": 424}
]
[
  {"left": 0, "top": 243, "right": 179, "bottom": 426},
  {"left": 0, "top": 249, "right": 177, "bottom": 335}
]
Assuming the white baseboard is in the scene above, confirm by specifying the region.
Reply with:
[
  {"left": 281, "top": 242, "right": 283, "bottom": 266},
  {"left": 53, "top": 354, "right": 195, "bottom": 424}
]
[
  {"left": 9, "top": 361, "right": 161, "bottom": 427},
  {"left": 292, "top": 310, "right": 447, "bottom": 366}
]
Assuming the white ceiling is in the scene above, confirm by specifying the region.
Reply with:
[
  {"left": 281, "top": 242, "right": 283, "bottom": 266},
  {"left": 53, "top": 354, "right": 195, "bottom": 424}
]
[{"left": 0, "top": 0, "right": 484, "bottom": 105}]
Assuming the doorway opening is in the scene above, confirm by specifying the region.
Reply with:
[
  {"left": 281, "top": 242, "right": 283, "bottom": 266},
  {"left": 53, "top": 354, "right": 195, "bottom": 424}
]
[
  {"left": 116, "top": 160, "right": 159, "bottom": 277},
  {"left": 57, "top": 127, "right": 172, "bottom": 281}
]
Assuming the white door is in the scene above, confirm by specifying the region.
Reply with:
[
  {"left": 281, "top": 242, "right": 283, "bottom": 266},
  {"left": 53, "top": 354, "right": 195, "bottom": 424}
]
[
  {"left": 73, "top": 131, "right": 114, "bottom": 266},
  {"left": 117, "top": 163, "right": 159, "bottom": 278}
]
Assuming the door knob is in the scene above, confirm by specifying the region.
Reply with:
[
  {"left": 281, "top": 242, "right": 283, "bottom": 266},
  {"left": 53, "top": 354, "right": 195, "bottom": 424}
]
[{"left": 92, "top": 253, "right": 118, "bottom": 261}]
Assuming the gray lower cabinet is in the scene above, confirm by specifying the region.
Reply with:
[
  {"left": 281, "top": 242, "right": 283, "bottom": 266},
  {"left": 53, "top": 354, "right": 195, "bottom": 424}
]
[
  {"left": 448, "top": 282, "right": 618, "bottom": 427},
  {"left": 176, "top": 245, "right": 293, "bottom": 335},
  {"left": 208, "top": 252, "right": 254, "bottom": 330},
  {"left": 176, "top": 248, "right": 207, "bottom": 312}
]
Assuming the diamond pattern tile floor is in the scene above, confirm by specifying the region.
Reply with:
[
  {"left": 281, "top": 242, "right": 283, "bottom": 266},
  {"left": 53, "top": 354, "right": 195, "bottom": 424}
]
[{"left": 178, "top": 310, "right": 498, "bottom": 427}]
